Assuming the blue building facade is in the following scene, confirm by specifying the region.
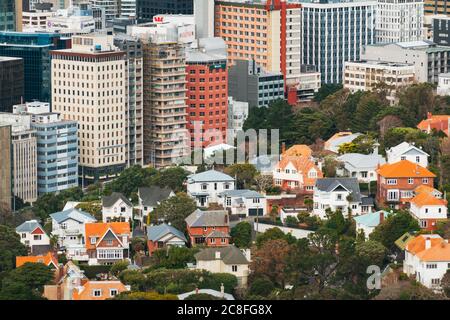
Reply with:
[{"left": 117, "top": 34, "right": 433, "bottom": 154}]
[
  {"left": 0, "top": 32, "right": 70, "bottom": 103},
  {"left": 0, "top": 0, "right": 16, "bottom": 31}
]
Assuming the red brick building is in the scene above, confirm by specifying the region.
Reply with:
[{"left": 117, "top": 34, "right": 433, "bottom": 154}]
[
  {"left": 376, "top": 160, "right": 436, "bottom": 209},
  {"left": 186, "top": 38, "right": 228, "bottom": 148},
  {"left": 185, "top": 209, "right": 230, "bottom": 247}
]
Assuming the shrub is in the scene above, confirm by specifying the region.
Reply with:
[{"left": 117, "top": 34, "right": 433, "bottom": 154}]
[{"left": 249, "top": 278, "right": 275, "bottom": 297}]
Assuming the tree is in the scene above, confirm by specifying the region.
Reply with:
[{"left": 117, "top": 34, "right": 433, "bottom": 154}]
[
  {"left": 254, "top": 174, "right": 273, "bottom": 193},
  {"left": 75, "top": 202, "right": 102, "bottom": 221},
  {"left": 0, "top": 225, "right": 27, "bottom": 276},
  {"left": 322, "top": 156, "right": 342, "bottom": 177},
  {"left": 248, "top": 277, "right": 275, "bottom": 297},
  {"left": 255, "top": 227, "right": 297, "bottom": 248},
  {"left": 223, "top": 164, "right": 257, "bottom": 189},
  {"left": 203, "top": 273, "right": 238, "bottom": 293},
  {"left": 112, "top": 291, "right": 178, "bottom": 300},
  {"left": 374, "top": 280, "right": 445, "bottom": 300},
  {"left": 150, "top": 167, "right": 189, "bottom": 193},
  {"left": 355, "top": 240, "right": 386, "bottom": 267},
  {"left": 441, "top": 270, "right": 450, "bottom": 298},
  {"left": 338, "top": 134, "right": 377, "bottom": 155},
  {"left": 284, "top": 216, "right": 299, "bottom": 228},
  {"left": 103, "top": 165, "right": 158, "bottom": 198},
  {"left": 370, "top": 211, "right": 420, "bottom": 251},
  {"left": 250, "top": 239, "right": 291, "bottom": 288},
  {"left": 314, "top": 84, "right": 343, "bottom": 102},
  {"left": 230, "top": 222, "right": 252, "bottom": 248},
  {"left": 151, "top": 192, "right": 197, "bottom": 232},
  {"left": 152, "top": 246, "right": 199, "bottom": 269},
  {"left": 110, "top": 260, "right": 130, "bottom": 277},
  {"left": 119, "top": 270, "right": 146, "bottom": 291},
  {"left": 0, "top": 262, "right": 54, "bottom": 300}
]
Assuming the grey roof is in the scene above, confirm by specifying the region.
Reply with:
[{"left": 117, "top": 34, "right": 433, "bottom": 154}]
[
  {"left": 194, "top": 245, "right": 249, "bottom": 265},
  {"left": 50, "top": 208, "right": 96, "bottom": 224},
  {"left": 249, "top": 155, "right": 279, "bottom": 173},
  {"left": 187, "top": 169, "right": 234, "bottom": 183},
  {"left": 16, "top": 220, "right": 44, "bottom": 233},
  {"left": 205, "top": 230, "right": 230, "bottom": 238},
  {"left": 185, "top": 209, "right": 229, "bottom": 227},
  {"left": 178, "top": 289, "right": 235, "bottom": 300},
  {"left": 218, "top": 189, "right": 264, "bottom": 199},
  {"left": 361, "top": 196, "right": 374, "bottom": 206},
  {"left": 31, "top": 244, "right": 52, "bottom": 256},
  {"left": 147, "top": 223, "right": 187, "bottom": 242},
  {"left": 102, "top": 192, "right": 133, "bottom": 208},
  {"left": 327, "top": 133, "right": 362, "bottom": 153},
  {"left": 315, "top": 178, "right": 362, "bottom": 202},
  {"left": 138, "top": 186, "right": 174, "bottom": 207},
  {"left": 337, "top": 153, "right": 386, "bottom": 170}
]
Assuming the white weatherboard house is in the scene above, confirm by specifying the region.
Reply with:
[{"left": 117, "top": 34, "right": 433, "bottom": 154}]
[
  {"left": 386, "top": 141, "right": 429, "bottom": 168},
  {"left": 186, "top": 169, "right": 235, "bottom": 207},
  {"left": 336, "top": 152, "right": 386, "bottom": 183},
  {"left": 217, "top": 189, "right": 266, "bottom": 217},
  {"left": 50, "top": 208, "right": 96, "bottom": 251},
  {"left": 403, "top": 234, "right": 450, "bottom": 290},
  {"left": 102, "top": 192, "right": 133, "bottom": 223},
  {"left": 313, "top": 178, "right": 374, "bottom": 219},
  {"left": 354, "top": 210, "right": 391, "bottom": 239},
  {"left": 16, "top": 220, "right": 51, "bottom": 251}
]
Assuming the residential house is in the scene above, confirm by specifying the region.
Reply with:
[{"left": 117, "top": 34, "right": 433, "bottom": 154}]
[
  {"left": 280, "top": 207, "right": 309, "bottom": 223},
  {"left": 146, "top": 223, "right": 187, "bottom": 256},
  {"left": 137, "top": 186, "right": 175, "bottom": 227},
  {"left": 16, "top": 252, "right": 61, "bottom": 281},
  {"left": 417, "top": 112, "right": 450, "bottom": 137},
  {"left": 336, "top": 152, "right": 386, "bottom": 183},
  {"left": 72, "top": 280, "right": 130, "bottom": 300},
  {"left": 194, "top": 245, "right": 250, "bottom": 287},
  {"left": 15, "top": 220, "right": 51, "bottom": 254},
  {"left": 218, "top": 189, "right": 266, "bottom": 217},
  {"left": 409, "top": 185, "right": 448, "bottom": 231},
  {"left": 281, "top": 144, "right": 313, "bottom": 158},
  {"left": 403, "top": 234, "right": 450, "bottom": 290},
  {"left": 354, "top": 210, "right": 391, "bottom": 239},
  {"left": 313, "top": 178, "right": 374, "bottom": 219},
  {"left": 50, "top": 208, "right": 97, "bottom": 258},
  {"left": 273, "top": 156, "right": 323, "bottom": 193},
  {"left": 386, "top": 142, "right": 429, "bottom": 168},
  {"left": 249, "top": 154, "right": 279, "bottom": 175},
  {"left": 84, "top": 222, "right": 131, "bottom": 265},
  {"left": 44, "top": 261, "right": 88, "bottom": 300},
  {"left": 185, "top": 209, "right": 230, "bottom": 247},
  {"left": 324, "top": 132, "right": 362, "bottom": 153},
  {"left": 102, "top": 192, "right": 133, "bottom": 223},
  {"left": 186, "top": 170, "right": 235, "bottom": 207},
  {"left": 376, "top": 160, "right": 436, "bottom": 209}
]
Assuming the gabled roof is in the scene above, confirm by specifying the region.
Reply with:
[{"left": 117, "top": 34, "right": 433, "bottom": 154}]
[
  {"left": 337, "top": 153, "right": 386, "bottom": 170},
  {"left": 282, "top": 144, "right": 312, "bottom": 158},
  {"left": 218, "top": 189, "right": 264, "bottom": 199},
  {"left": 417, "top": 113, "right": 450, "bottom": 136},
  {"left": 386, "top": 142, "right": 429, "bottom": 158},
  {"left": 405, "top": 234, "right": 443, "bottom": 255},
  {"left": 50, "top": 208, "right": 96, "bottom": 224},
  {"left": 416, "top": 240, "right": 450, "bottom": 262},
  {"left": 147, "top": 223, "right": 187, "bottom": 242},
  {"left": 16, "top": 220, "right": 46, "bottom": 234},
  {"left": 194, "top": 245, "right": 249, "bottom": 265},
  {"left": 410, "top": 190, "right": 448, "bottom": 207},
  {"left": 376, "top": 160, "right": 436, "bottom": 178},
  {"left": 354, "top": 210, "right": 391, "bottom": 228},
  {"left": 315, "top": 178, "right": 362, "bottom": 202},
  {"left": 72, "top": 280, "right": 129, "bottom": 300},
  {"left": 102, "top": 192, "right": 133, "bottom": 208},
  {"left": 16, "top": 252, "right": 58, "bottom": 269},
  {"left": 185, "top": 209, "right": 229, "bottom": 228},
  {"left": 276, "top": 156, "right": 323, "bottom": 186},
  {"left": 187, "top": 169, "right": 234, "bottom": 183},
  {"left": 205, "top": 230, "right": 230, "bottom": 238},
  {"left": 85, "top": 222, "right": 130, "bottom": 250},
  {"left": 138, "top": 186, "right": 174, "bottom": 207}
]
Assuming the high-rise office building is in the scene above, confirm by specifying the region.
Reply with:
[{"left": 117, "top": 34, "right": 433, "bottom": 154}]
[
  {"left": 186, "top": 38, "right": 228, "bottom": 148},
  {"left": 300, "top": 0, "right": 376, "bottom": 83},
  {"left": 137, "top": 0, "right": 193, "bottom": 22},
  {"left": 90, "top": 0, "right": 118, "bottom": 21},
  {"left": 0, "top": 32, "right": 70, "bottom": 103},
  {"left": 0, "top": 0, "right": 16, "bottom": 31},
  {"left": 13, "top": 102, "right": 79, "bottom": 195},
  {"left": 114, "top": 34, "right": 144, "bottom": 167},
  {"left": 376, "top": 0, "right": 423, "bottom": 43},
  {"left": 51, "top": 34, "right": 127, "bottom": 184},
  {"left": 424, "top": 0, "right": 450, "bottom": 15},
  {"left": 120, "top": 0, "right": 136, "bottom": 18},
  {"left": 433, "top": 16, "right": 450, "bottom": 46},
  {"left": 0, "top": 124, "right": 12, "bottom": 210},
  {"left": 0, "top": 57, "right": 24, "bottom": 113}
]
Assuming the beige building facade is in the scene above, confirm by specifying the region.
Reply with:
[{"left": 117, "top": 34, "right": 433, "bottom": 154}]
[{"left": 0, "top": 124, "right": 12, "bottom": 210}]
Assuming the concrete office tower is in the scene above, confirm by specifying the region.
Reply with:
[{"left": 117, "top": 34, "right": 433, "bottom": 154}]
[
  {"left": 0, "top": 0, "right": 17, "bottom": 31},
  {"left": 119, "top": 0, "right": 136, "bottom": 18},
  {"left": 0, "top": 57, "right": 24, "bottom": 113},
  {"left": 376, "top": 0, "right": 423, "bottom": 43},
  {"left": 300, "top": 0, "right": 376, "bottom": 84},
  {"left": 186, "top": 38, "right": 228, "bottom": 148},
  {"left": 0, "top": 113, "right": 37, "bottom": 204},
  {"left": 0, "top": 124, "right": 12, "bottom": 210},
  {"left": 114, "top": 34, "right": 144, "bottom": 166},
  {"left": 90, "top": 0, "right": 118, "bottom": 21},
  {"left": 424, "top": 0, "right": 450, "bottom": 15},
  {"left": 194, "top": 0, "right": 214, "bottom": 39},
  {"left": 228, "top": 59, "right": 284, "bottom": 108},
  {"left": 51, "top": 34, "right": 127, "bottom": 184},
  {"left": 13, "top": 102, "right": 79, "bottom": 195}
]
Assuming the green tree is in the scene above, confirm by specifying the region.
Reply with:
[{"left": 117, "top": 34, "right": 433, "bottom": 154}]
[
  {"left": 230, "top": 222, "right": 252, "bottom": 248},
  {"left": 248, "top": 277, "right": 275, "bottom": 297},
  {"left": 103, "top": 165, "right": 158, "bottom": 198},
  {"left": 223, "top": 164, "right": 257, "bottom": 189},
  {"left": 112, "top": 291, "right": 178, "bottom": 300},
  {"left": 110, "top": 260, "right": 130, "bottom": 277},
  {"left": 314, "top": 83, "right": 343, "bottom": 102},
  {"left": 152, "top": 192, "right": 197, "bottom": 233},
  {"left": 150, "top": 167, "right": 189, "bottom": 193},
  {"left": 256, "top": 227, "right": 297, "bottom": 248},
  {"left": 75, "top": 202, "right": 102, "bottom": 221},
  {"left": 0, "top": 225, "right": 27, "bottom": 276},
  {"left": 119, "top": 270, "right": 146, "bottom": 291},
  {"left": 152, "top": 246, "right": 199, "bottom": 269},
  {"left": 355, "top": 240, "right": 386, "bottom": 267}
]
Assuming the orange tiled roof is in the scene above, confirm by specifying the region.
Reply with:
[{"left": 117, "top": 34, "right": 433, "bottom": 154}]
[
  {"left": 405, "top": 235, "right": 443, "bottom": 255},
  {"left": 326, "top": 132, "right": 353, "bottom": 143},
  {"left": 376, "top": 160, "right": 436, "bottom": 178},
  {"left": 16, "top": 251, "right": 58, "bottom": 269},
  {"left": 414, "top": 185, "right": 436, "bottom": 194},
  {"left": 72, "top": 280, "right": 128, "bottom": 300},
  {"left": 85, "top": 222, "right": 130, "bottom": 250},
  {"left": 276, "top": 156, "right": 323, "bottom": 186},
  {"left": 282, "top": 145, "right": 313, "bottom": 158},
  {"left": 417, "top": 114, "right": 450, "bottom": 134},
  {"left": 410, "top": 190, "right": 447, "bottom": 208},
  {"left": 416, "top": 240, "right": 450, "bottom": 262}
]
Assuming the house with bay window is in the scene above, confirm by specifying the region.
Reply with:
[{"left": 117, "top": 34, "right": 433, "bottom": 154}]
[
  {"left": 273, "top": 156, "right": 323, "bottom": 193},
  {"left": 84, "top": 222, "right": 131, "bottom": 265},
  {"left": 186, "top": 169, "right": 235, "bottom": 207},
  {"left": 376, "top": 160, "right": 436, "bottom": 209}
]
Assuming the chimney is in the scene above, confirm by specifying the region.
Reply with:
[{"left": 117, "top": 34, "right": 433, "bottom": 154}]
[
  {"left": 195, "top": 287, "right": 199, "bottom": 294},
  {"left": 220, "top": 283, "right": 224, "bottom": 297},
  {"left": 215, "top": 251, "right": 221, "bottom": 259},
  {"left": 427, "top": 112, "right": 432, "bottom": 119},
  {"left": 425, "top": 237, "right": 431, "bottom": 250},
  {"left": 281, "top": 142, "right": 286, "bottom": 154},
  {"left": 379, "top": 211, "right": 384, "bottom": 223}
]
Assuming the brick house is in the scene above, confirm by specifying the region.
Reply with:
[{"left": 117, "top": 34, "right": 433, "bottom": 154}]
[
  {"left": 376, "top": 160, "right": 436, "bottom": 209},
  {"left": 146, "top": 223, "right": 187, "bottom": 256},
  {"left": 185, "top": 209, "right": 230, "bottom": 247}
]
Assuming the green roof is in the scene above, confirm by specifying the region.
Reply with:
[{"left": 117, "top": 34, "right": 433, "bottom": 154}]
[{"left": 395, "top": 232, "right": 415, "bottom": 250}]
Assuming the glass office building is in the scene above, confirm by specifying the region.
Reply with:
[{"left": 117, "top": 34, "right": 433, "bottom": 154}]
[
  {"left": 0, "top": 0, "right": 16, "bottom": 31},
  {"left": 0, "top": 32, "right": 70, "bottom": 103},
  {"left": 137, "top": 0, "right": 193, "bottom": 22}
]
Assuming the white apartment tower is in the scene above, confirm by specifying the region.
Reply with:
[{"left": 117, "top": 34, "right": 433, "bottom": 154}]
[
  {"left": 376, "top": 0, "right": 424, "bottom": 43},
  {"left": 51, "top": 34, "right": 127, "bottom": 184}
]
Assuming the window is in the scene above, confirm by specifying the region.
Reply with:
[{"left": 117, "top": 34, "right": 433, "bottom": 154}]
[
  {"left": 221, "top": 238, "right": 226, "bottom": 243},
  {"left": 21, "top": 233, "right": 26, "bottom": 239},
  {"left": 232, "top": 265, "right": 238, "bottom": 272},
  {"left": 90, "top": 237, "right": 97, "bottom": 244},
  {"left": 422, "top": 178, "right": 429, "bottom": 184},
  {"left": 426, "top": 263, "right": 437, "bottom": 269},
  {"left": 224, "top": 184, "right": 230, "bottom": 190},
  {"left": 226, "top": 197, "right": 231, "bottom": 206},
  {"left": 336, "top": 194, "right": 342, "bottom": 201},
  {"left": 93, "top": 290, "right": 101, "bottom": 297},
  {"left": 386, "top": 179, "right": 397, "bottom": 185},
  {"left": 33, "top": 235, "right": 42, "bottom": 241},
  {"left": 110, "top": 289, "right": 118, "bottom": 297},
  {"left": 416, "top": 156, "right": 420, "bottom": 163},
  {"left": 121, "top": 207, "right": 126, "bottom": 213},
  {"left": 61, "top": 223, "right": 67, "bottom": 229},
  {"left": 431, "top": 278, "right": 441, "bottom": 285},
  {"left": 420, "top": 220, "right": 427, "bottom": 228},
  {"left": 253, "top": 198, "right": 260, "bottom": 204},
  {"left": 408, "top": 178, "right": 414, "bottom": 184},
  {"left": 352, "top": 204, "right": 357, "bottom": 209},
  {"left": 401, "top": 156, "right": 406, "bottom": 160},
  {"left": 201, "top": 183, "right": 208, "bottom": 190}
]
